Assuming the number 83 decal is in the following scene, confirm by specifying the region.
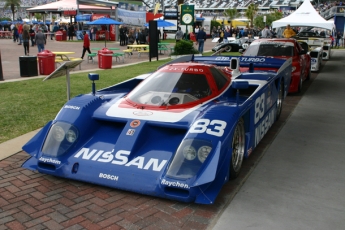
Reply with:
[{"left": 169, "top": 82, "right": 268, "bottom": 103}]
[{"left": 189, "top": 119, "right": 227, "bottom": 137}]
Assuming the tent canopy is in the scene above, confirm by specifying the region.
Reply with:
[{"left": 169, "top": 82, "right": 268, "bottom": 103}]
[{"left": 272, "top": 0, "right": 334, "bottom": 31}]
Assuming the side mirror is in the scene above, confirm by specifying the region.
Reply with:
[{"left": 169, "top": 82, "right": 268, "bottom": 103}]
[
  {"left": 299, "top": 49, "right": 307, "bottom": 55},
  {"left": 232, "top": 81, "right": 249, "bottom": 89}
]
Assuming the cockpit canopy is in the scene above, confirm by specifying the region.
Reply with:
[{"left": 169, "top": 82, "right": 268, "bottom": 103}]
[{"left": 126, "top": 63, "right": 230, "bottom": 107}]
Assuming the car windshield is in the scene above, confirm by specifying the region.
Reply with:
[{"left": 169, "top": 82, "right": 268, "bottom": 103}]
[
  {"left": 245, "top": 43, "right": 294, "bottom": 56},
  {"left": 126, "top": 70, "right": 212, "bottom": 106}
]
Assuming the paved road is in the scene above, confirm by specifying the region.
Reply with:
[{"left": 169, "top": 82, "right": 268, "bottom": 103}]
[
  {"left": 0, "top": 38, "right": 216, "bottom": 81},
  {"left": 1, "top": 38, "right": 344, "bottom": 229},
  {"left": 211, "top": 50, "right": 345, "bottom": 230}
]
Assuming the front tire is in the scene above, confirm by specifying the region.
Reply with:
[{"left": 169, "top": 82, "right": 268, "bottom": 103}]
[
  {"left": 230, "top": 118, "right": 245, "bottom": 180},
  {"left": 225, "top": 45, "right": 232, "bottom": 52}
]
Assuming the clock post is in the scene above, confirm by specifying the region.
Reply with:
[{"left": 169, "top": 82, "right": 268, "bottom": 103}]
[{"left": 180, "top": 5, "right": 194, "bottom": 40}]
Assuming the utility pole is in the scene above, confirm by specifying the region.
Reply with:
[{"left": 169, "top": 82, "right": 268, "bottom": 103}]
[{"left": 0, "top": 50, "right": 4, "bottom": 81}]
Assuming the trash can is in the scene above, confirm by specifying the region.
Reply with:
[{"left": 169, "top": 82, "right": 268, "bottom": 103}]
[
  {"left": 62, "top": 31, "right": 67, "bottom": 41},
  {"left": 55, "top": 31, "right": 63, "bottom": 41},
  {"left": 37, "top": 50, "right": 56, "bottom": 75},
  {"left": 19, "top": 56, "right": 38, "bottom": 77},
  {"left": 98, "top": 48, "right": 113, "bottom": 69}
]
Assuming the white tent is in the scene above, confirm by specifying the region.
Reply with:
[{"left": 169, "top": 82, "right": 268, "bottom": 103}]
[{"left": 272, "top": 0, "right": 334, "bottom": 30}]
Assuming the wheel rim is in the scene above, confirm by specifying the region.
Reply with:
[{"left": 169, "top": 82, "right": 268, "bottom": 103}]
[
  {"left": 231, "top": 120, "right": 245, "bottom": 173},
  {"left": 276, "top": 80, "right": 284, "bottom": 117},
  {"left": 226, "top": 46, "right": 232, "bottom": 52}
]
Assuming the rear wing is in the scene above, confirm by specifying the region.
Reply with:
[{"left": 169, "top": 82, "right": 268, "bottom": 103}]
[{"left": 158, "top": 55, "right": 287, "bottom": 70}]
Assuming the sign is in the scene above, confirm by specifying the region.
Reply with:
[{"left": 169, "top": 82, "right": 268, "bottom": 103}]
[
  {"left": 180, "top": 5, "right": 194, "bottom": 26},
  {"left": 64, "top": 10, "right": 77, "bottom": 16}
]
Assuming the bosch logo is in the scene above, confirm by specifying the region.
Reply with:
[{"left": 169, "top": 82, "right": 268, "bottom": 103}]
[{"left": 133, "top": 111, "right": 153, "bottom": 116}]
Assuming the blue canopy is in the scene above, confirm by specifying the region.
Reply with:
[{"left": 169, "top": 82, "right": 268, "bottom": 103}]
[
  {"left": 144, "top": 19, "right": 176, "bottom": 28},
  {"left": 76, "top": 14, "right": 92, "bottom": 22},
  {"left": 87, "top": 17, "right": 123, "bottom": 25}
]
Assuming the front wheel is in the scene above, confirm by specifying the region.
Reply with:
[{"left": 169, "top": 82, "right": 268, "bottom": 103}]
[
  {"left": 230, "top": 118, "right": 245, "bottom": 180},
  {"left": 225, "top": 45, "right": 232, "bottom": 52}
]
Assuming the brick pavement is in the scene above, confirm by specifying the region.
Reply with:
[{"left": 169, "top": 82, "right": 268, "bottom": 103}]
[{"left": 0, "top": 37, "right": 320, "bottom": 230}]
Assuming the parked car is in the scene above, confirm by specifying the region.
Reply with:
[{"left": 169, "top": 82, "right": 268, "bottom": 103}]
[
  {"left": 242, "top": 38, "right": 311, "bottom": 93},
  {"left": 22, "top": 55, "right": 292, "bottom": 204},
  {"left": 212, "top": 37, "right": 254, "bottom": 53}
]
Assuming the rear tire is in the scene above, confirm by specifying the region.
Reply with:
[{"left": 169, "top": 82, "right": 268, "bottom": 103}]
[
  {"left": 276, "top": 80, "right": 284, "bottom": 120},
  {"left": 230, "top": 118, "right": 245, "bottom": 180},
  {"left": 298, "top": 75, "right": 303, "bottom": 93},
  {"left": 306, "top": 64, "right": 311, "bottom": 80}
]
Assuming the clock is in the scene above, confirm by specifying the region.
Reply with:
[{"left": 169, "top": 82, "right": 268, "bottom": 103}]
[{"left": 182, "top": 13, "right": 193, "bottom": 24}]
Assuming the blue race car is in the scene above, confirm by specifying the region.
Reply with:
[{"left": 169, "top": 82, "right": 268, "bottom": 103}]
[{"left": 22, "top": 55, "right": 292, "bottom": 204}]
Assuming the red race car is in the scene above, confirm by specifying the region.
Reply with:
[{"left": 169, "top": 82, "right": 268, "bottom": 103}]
[{"left": 242, "top": 38, "right": 311, "bottom": 93}]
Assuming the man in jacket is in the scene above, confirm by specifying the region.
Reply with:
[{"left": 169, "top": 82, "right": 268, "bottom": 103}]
[
  {"left": 81, "top": 31, "right": 91, "bottom": 59},
  {"left": 282, "top": 24, "right": 296, "bottom": 38},
  {"left": 196, "top": 27, "right": 207, "bottom": 54},
  {"left": 34, "top": 28, "right": 46, "bottom": 53},
  {"left": 261, "top": 26, "right": 272, "bottom": 38}
]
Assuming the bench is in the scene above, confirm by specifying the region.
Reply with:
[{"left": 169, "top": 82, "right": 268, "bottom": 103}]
[
  {"left": 122, "top": 49, "right": 133, "bottom": 58},
  {"left": 55, "top": 57, "right": 83, "bottom": 70},
  {"left": 112, "top": 52, "right": 124, "bottom": 63},
  {"left": 138, "top": 50, "right": 149, "bottom": 58},
  {"left": 158, "top": 47, "right": 169, "bottom": 54},
  {"left": 87, "top": 53, "right": 97, "bottom": 64},
  {"left": 170, "top": 47, "right": 175, "bottom": 54}
]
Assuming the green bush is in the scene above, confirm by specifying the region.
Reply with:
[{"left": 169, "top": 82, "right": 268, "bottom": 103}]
[{"left": 172, "top": 40, "right": 199, "bottom": 55}]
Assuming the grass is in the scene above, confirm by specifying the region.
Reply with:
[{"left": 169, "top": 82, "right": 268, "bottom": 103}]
[
  {"left": 0, "top": 60, "right": 169, "bottom": 144},
  {"left": 0, "top": 50, "right": 240, "bottom": 144}
]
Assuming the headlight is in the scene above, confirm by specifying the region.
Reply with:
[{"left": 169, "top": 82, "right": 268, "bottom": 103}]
[
  {"left": 52, "top": 125, "right": 65, "bottom": 142},
  {"left": 41, "top": 122, "right": 79, "bottom": 157},
  {"left": 291, "top": 66, "right": 296, "bottom": 72},
  {"left": 183, "top": 146, "right": 196, "bottom": 160},
  {"left": 66, "top": 129, "right": 77, "bottom": 143},
  {"left": 198, "top": 146, "right": 212, "bottom": 163},
  {"left": 166, "top": 139, "right": 213, "bottom": 179}
]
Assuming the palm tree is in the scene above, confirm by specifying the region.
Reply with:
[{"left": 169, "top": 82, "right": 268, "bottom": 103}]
[
  {"left": 3, "top": 0, "right": 21, "bottom": 21},
  {"left": 224, "top": 8, "right": 240, "bottom": 24},
  {"left": 245, "top": 3, "right": 259, "bottom": 28}
]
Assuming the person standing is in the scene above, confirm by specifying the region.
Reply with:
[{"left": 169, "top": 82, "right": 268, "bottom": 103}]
[
  {"left": 195, "top": 25, "right": 199, "bottom": 37},
  {"left": 12, "top": 24, "right": 18, "bottom": 42},
  {"left": 196, "top": 27, "right": 207, "bottom": 54},
  {"left": 175, "top": 27, "right": 184, "bottom": 42},
  {"left": 261, "top": 25, "right": 272, "bottom": 38},
  {"left": 68, "top": 23, "right": 74, "bottom": 40},
  {"left": 52, "top": 22, "right": 59, "bottom": 40},
  {"left": 18, "top": 23, "right": 23, "bottom": 45},
  {"left": 81, "top": 31, "right": 91, "bottom": 59},
  {"left": 335, "top": 32, "right": 342, "bottom": 48},
  {"left": 282, "top": 24, "right": 296, "bottom": 38},
  {"left": 29, "top": 25, "right": 35, "bottom": 46},
  {"left": 22, "top": 30, "right": 30, "bottom": 55},
  {"left": 35, "top": 28, "right": 46, "bottom": 53},
  {"left": 92, "top": 26, "right": 98, "bottom": 41}
]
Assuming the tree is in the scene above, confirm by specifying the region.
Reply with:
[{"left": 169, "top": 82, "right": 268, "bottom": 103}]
[
  {"left": 3, "top": 0, "right": 21, "bottom": 21},
  {"left": 224, "top": 8, "right": 241, "bottom": 22},
  {"left": 253, "top": 10, "right": 283, "bottom": 28},
  {"left": 245, "top": 3, "right": 259, "bottom": 28}
]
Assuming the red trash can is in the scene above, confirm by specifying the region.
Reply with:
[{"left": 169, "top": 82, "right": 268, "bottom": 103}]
[
  {"left": 37, "top": 50, "right": 56, "bottom": 75},
  {"left": 62, "top": 30, "right": 67, "bottom": 41},
  {"left": 98, "top": 48, "right": 113, "bottom": 69},
  {"left": 55, "top": 31, "right": 63, "bottom": 41}
]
